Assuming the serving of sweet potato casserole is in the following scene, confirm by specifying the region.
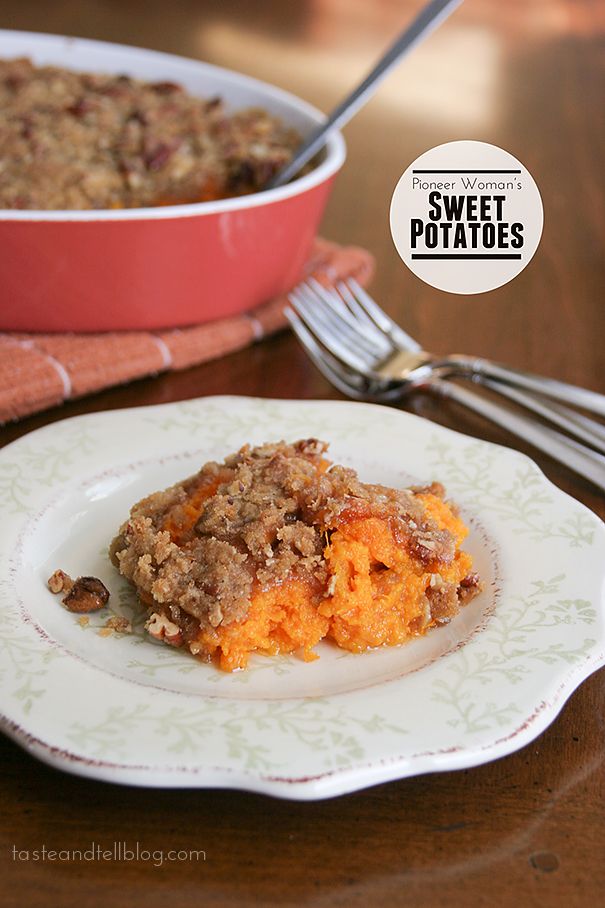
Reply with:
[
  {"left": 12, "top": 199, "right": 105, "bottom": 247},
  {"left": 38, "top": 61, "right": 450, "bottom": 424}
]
[
  {"left": 0, "top": 57, "right": 300, "bottom": 210},
  {"left": 110, "top": 440, "right": 481, "bottom": 671}
]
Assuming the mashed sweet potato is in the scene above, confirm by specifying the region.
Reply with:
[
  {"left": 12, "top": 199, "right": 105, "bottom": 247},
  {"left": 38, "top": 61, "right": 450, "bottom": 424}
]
[{"left": 110, "top": 439, "right": 481, "bottom": 670}]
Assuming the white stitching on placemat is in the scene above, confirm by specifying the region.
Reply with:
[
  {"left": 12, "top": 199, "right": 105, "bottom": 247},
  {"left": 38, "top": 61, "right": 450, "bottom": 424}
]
[
  {"left": 245, "top": 315, "right": 264, "bottom": 341},
  {"left": 4, "top": 337, "right": 72, "bottom": 399},
  {"left": 149, "top": 335, "right": 174, "bottom": 369}
]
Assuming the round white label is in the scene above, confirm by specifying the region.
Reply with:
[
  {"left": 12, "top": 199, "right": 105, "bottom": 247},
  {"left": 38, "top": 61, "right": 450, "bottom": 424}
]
[{"left": 389, "top": 140, "right": 543, "bottom": 295}]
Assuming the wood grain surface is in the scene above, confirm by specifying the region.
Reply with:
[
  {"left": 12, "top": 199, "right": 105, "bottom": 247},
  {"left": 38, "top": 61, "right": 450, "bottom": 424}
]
[{"left": 1, "top": 2, "right": 604, "bottom": 906}]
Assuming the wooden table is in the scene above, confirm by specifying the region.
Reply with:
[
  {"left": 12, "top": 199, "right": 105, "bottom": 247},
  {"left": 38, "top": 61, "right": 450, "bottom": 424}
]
[{"left": 2, "top": 2, "right": 604, "bottom": 905}]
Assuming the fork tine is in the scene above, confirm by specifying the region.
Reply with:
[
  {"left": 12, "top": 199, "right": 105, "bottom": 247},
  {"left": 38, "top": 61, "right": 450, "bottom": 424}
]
[
  {"left": 298, "top": 280, "right": 391, "bottom": 359},
  {"left": 346, "top": 277, "right": 422, "bottom": 352},
  {"left": 285, "top": 308, "right": 371, "bottom": 400},
  {"left": 334, "top": 280, "right": 394, "bottom": 342},
  {"left": 306, "top": 277, "right": 360, "bottom": 330},
  {"left": 290, "top": 289, "right": 375, "bottom": 370},
  {"left": 310, "top": 279, "right": 395, "bottom": 356},
  {"left": 288, "top": 289, "right": 377, "bottom": 374}
]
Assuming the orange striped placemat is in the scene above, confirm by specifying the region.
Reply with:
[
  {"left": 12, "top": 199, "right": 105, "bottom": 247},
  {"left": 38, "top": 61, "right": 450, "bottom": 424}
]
[{"left": 0, "top": 237, "right": 374, "bottom": 424}]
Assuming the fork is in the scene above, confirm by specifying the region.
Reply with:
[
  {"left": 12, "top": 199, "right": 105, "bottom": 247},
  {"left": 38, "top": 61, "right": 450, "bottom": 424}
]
[
  {"left": 286, "top": 279, "right": 605, "bottom": 492},
  {"left": 290, "top": 279, "right": 605, "bottom": 418}
]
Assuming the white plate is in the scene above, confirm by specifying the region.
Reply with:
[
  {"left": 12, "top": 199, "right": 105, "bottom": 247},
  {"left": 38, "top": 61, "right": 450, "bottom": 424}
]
[{"left": 1, "top": 396, "right": 603, "bottom": 799}]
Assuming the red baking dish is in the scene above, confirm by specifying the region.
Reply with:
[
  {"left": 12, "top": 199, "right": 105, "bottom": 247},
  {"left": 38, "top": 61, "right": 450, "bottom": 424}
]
[{"left": 0, "top": 30, "right": 346, "bottom": 332}]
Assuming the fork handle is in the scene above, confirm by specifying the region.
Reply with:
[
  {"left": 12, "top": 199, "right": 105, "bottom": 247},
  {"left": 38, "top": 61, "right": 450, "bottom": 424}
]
[
  {"left": 433, "top": 380, "right": 605, "bottom": 493},
  {"left": 478, "top": 379, "right": 605, "bottom": 455},
  {"left": 447, "top": 356, "right": 605, "bottom": 417}
]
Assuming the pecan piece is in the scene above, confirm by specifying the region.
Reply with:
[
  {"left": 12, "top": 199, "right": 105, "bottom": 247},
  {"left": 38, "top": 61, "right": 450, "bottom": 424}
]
[
  {"left": 151, "top": 81, "right": 182, "bottom": 94},
  {"left": 66, "top": 97, "right": 97, "bottom": 117},
  {"left": 48, "top": 569, "right": 74, "bottom": 595},
  {"left": 62, "top": 576, "right": 110, "bottom": 613},
  {"left": 144, "top": 142, "right": 176, "bottom": 171},
  {"left": 458, "top": 572, "right": 483, "bottom": 602},
  {"left": 145, "top": 611, "right": 183, "bottom": 646}
]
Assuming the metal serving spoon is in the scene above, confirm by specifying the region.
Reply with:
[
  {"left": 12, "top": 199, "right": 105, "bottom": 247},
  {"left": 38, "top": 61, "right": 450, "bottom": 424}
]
[{"left": 266, "top": 0, "right": 463, "bottom": 189}]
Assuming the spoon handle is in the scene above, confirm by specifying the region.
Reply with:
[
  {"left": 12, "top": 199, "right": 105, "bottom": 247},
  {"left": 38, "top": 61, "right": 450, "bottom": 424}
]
[{"left": 267, "top": 0, "right": 463, "bottom": 190}]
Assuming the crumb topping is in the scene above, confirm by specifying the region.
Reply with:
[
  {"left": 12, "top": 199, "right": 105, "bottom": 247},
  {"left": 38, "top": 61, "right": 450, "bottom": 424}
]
[
  {"left": 0, "top": 57, "right": 301, "bottom": 210},
  {"left": 111, "top": 439, "right": 469, "bottom": 634}
]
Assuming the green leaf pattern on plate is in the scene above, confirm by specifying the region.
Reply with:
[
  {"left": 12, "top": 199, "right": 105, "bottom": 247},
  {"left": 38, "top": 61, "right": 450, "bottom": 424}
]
[
  {"left": 0, "top": 424, "right": 97, "bottom": 513},
  {"left": 0, "top": 574, "right": 61, "bottom": 714},
  {"left": 431, "top": 575, "right": 597, "bottom": 733},
  {"left": 426, "top": 436, "right": 595, "bottom": 545},
  {"left": 68, "top": 698, "right": 408, "bottom": 770}
]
